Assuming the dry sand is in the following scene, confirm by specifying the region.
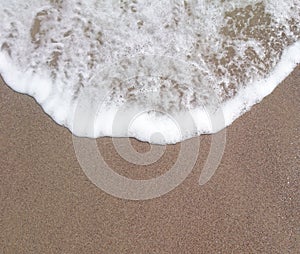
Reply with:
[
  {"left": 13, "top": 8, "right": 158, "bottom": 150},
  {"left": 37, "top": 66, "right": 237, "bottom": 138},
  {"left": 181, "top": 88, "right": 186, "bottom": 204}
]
[{"left": 0, "top": 66, "right": 299, "bottom": 253}]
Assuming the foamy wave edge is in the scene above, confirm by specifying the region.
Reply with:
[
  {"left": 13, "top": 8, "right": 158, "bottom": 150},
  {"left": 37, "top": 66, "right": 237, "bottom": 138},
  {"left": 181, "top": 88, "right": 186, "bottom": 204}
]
[{"left": 1, "top": 41, "right": 299, "bottom": 144}]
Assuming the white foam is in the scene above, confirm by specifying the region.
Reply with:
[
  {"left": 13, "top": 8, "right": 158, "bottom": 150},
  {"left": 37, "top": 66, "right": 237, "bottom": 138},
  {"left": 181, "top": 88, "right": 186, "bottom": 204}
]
[{"left": 0, "top": 1, "right": 299, "bottom": 144}]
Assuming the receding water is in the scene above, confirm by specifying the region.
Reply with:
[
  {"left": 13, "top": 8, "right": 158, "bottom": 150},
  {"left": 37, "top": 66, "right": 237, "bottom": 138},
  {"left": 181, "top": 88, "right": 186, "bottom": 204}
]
[{"left": 0, "top": 0, "right": 299, "bottom": 143}]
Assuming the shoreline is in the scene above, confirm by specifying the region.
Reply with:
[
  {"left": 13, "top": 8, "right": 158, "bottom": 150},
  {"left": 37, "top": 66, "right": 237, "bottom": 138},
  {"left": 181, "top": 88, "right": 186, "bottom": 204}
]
[
  {"left": 0, "top": 66, "right": 299, "bottom": 252},
  {"left": 1, "top": 41, "right": 300, "bottom": 144}
]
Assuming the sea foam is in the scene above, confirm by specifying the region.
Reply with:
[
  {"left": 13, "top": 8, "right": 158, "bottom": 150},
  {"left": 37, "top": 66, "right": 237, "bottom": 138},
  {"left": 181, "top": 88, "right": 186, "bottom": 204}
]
[{"left": 0, "top": 0, "right": 299, "bottom": 144}]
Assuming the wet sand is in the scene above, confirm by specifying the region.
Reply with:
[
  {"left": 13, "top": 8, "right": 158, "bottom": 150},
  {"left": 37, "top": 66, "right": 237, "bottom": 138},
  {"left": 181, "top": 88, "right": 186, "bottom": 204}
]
[{"left": 0, "top": 66, "right": 299, "bottom": 253}]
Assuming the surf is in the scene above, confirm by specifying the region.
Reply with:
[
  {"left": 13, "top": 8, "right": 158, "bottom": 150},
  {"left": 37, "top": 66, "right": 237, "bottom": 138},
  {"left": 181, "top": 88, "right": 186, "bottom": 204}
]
[{"left": 0, "top": 0, "right": 299, "bottom": 144}]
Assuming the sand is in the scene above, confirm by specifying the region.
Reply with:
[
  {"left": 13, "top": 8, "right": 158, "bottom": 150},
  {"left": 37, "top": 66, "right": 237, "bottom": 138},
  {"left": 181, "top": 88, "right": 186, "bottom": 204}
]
[{"left": 0, "top": 66, "right": 299, "bottom": 253}]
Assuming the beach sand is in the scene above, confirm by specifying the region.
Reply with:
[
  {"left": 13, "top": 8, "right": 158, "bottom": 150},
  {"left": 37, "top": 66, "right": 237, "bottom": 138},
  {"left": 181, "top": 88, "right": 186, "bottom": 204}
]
[{"left": 0, "top": 66, "right": 299, "bottom": 253}]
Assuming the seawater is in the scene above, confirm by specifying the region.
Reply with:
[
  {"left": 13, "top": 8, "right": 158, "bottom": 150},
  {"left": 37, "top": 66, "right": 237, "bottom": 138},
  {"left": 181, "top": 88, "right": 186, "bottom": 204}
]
[{"left": 0, "top": 0, "right": 299, "bottom": 144}]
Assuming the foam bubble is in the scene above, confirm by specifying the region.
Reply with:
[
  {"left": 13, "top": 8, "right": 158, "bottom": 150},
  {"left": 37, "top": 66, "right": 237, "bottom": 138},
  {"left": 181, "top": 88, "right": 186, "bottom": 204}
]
[{"left": 0, "top": 1, "right": 299, "bottom": 144}]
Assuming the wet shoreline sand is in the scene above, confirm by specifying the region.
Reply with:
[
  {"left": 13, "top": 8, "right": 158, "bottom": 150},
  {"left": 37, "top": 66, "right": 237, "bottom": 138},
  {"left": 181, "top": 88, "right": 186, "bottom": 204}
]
[{"left": 0, "top": 66, "right": 299, "bottom": 253}]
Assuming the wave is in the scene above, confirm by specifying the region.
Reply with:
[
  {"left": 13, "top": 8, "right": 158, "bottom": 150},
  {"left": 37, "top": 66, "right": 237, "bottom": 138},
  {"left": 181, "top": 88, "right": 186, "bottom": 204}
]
[{"left": 0, "top": 0, "right": 299, "bottom": 144}]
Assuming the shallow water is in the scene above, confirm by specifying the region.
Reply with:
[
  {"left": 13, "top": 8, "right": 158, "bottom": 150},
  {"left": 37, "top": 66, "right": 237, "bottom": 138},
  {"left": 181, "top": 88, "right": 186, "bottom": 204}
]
[{"left": 0, "top": 0, "right": 299, "bottom": 144}]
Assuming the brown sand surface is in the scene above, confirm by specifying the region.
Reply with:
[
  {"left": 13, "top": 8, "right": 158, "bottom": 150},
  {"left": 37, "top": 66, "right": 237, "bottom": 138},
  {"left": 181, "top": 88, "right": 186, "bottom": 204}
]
[{"left": 0, "top": 67, "right": 299, "bottom": 253}]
